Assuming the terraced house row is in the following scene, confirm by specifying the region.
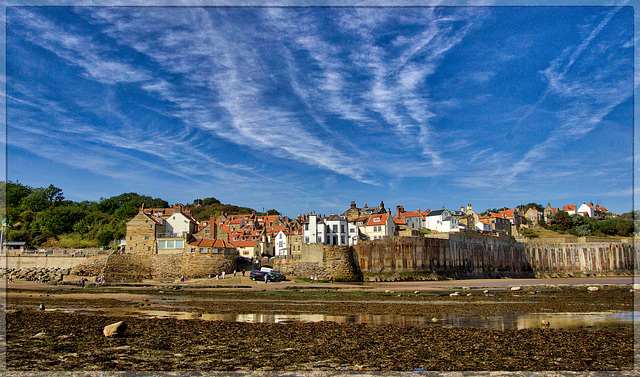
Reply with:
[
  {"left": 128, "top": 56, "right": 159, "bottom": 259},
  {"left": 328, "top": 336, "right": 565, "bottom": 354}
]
[{"left": 125, "top": 199, "right": 619, "bottom": 259}]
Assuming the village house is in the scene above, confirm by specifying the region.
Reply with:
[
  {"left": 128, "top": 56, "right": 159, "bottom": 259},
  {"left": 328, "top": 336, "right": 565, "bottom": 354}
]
[
  {"left": 478, "top": 213, "right": 511, "bottom": 235},
  {"left": 303, "top": 213, "right": 359, "bottom": 246},
  {"left": 543, "top": 203, "right": 559, "bottom": 222},
  {"left": 424, "top": 208, "right": 459, "bottom": 233},
  {"left": 475, "top": 220, "right": 493, "bottom": 233},
  {"left": 342, "top": 200, "right": 386, "bottom": 221},
  {"left": 274, "top": 230, "right": 288, "bottom": 257},
  {"left": 187, "top": 238, "right": 236, "bottom": 256},
  {"left": 523, "top": 207, "right": 543, "bottom": 224},
  {"left": 125, "top": 206, "right": 165, "bottom": 254},
  {"left": 462, "top": 204, "right": 480, "bottom": 230},
  {"left": 393, "top": 206, "right": 425, "bottom": 229},
  {"left": 363, "top": 211, "right": 395, "bottom": 240},
  {"left": 563, "top": 204, "right": 577, "bottom": 216},
  {"left": 287, "top": 227, "right": 303, "bottom": 258}
]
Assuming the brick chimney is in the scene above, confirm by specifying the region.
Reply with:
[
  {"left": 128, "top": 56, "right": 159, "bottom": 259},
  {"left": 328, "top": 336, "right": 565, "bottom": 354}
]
[{"left": 351, "top": 201, "right": 356, "bottom": 209}]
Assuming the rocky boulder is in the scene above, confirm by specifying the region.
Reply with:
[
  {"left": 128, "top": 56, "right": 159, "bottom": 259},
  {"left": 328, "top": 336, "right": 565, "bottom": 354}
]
[{"left": 103, "top": 321, "right": 127, "bottom": 338}]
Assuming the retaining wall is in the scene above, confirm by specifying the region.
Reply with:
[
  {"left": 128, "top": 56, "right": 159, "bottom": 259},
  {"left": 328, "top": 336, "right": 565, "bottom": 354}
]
[
  {"left": 524, "top": 242, "right": 634, "bottom": 275},
  {"left": 1, "top": 255, "right": 99, "bottom": 270},
  {"left": 353, "top": 235, "right": 531, "bottom": 278}
]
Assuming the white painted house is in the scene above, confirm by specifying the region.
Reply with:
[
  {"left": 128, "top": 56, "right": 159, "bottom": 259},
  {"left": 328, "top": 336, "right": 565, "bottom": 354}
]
[
  {"left": 164, "top": 212, "right": 199, "bottom": 237},
  {"left": 303, "top": 214, "right": 359, "bottom": 245},
  {"left": 274, "top": 230, "right": 288, "bottom": 256},
  {"left": 424, "top": 209, "right": 459, "bottom": 232},
  {"left": 577, "top": 202, "right": 595, "bottom": 217}
]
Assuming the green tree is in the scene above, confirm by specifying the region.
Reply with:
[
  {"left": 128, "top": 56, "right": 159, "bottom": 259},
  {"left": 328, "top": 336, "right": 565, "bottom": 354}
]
[
  {"left": 552, "top": 211, "right": 573, "bottom": 231},
  {"left": 37, "top": 205, "right": 87, "bottom": 235},
  {"left": 20, "top": 188, "right": 50, "bottom": 212},
  {"left": 5, "top": 181, "right": 32, "bottom": 207},
  {"left": 43, "top": 184, "right": 64, "bottom": 205},
  {"left": 202, "top": 197, "right": 221, "bottom": 206}
]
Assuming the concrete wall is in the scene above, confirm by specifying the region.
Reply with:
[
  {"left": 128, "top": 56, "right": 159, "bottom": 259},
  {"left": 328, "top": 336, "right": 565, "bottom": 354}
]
[
  {"left": 352, "top": 235, "right": 633, "bottom": 278},
  {"left": 524, "top": 242, "right": 634, "bottom": 275},
  {"left": 353, "top": 235, "right": 530, "bottom": 278},
  {"left": 2, "top": 255, "right": 98, "bottom": 269}
]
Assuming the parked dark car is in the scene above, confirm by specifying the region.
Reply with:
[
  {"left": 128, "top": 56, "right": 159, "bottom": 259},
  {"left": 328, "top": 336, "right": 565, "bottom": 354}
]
[{"left": 249, "top": 270, "right": 285, "bottom": 282}]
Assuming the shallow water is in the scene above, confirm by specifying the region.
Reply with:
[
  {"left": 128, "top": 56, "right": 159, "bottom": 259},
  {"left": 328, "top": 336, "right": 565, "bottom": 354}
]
[{"left": 60, "top": 307, "right": 636, "bottom": 330}]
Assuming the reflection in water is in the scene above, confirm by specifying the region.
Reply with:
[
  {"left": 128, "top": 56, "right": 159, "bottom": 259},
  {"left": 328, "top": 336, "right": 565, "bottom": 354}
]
[{"left": 89, "top": 307, "right": 635, "bottom": 330}]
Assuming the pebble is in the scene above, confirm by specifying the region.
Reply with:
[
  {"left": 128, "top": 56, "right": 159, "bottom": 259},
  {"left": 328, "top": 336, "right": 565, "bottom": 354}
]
[
  {"left": 431, "top": 317, "right": 438, "bottom": 323},
  {"left": 587, "top": 286, "right": 599, "bottom": 292},
  {"left": 541, "top": 320, "right": 550, "bottom": 328},
  {"left": 510, "top": 286, "right": 522, "bottom": 291},
  {"left": 39, "top": 304, "right": 45, "bottom": 311},
  {"left": 414, "top": 291, "right": 420, "bottom": 294},
  {"left": 449, "top": 292, "right": 460, "bottom": 297}
]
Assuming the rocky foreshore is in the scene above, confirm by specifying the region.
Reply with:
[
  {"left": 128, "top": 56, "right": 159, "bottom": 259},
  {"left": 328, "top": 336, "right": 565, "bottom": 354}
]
[{"left": 5, "top": 310, "right": 633, "bottom": 371}]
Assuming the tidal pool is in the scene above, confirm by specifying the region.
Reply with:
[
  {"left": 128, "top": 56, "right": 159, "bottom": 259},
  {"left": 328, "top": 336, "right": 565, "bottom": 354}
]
[{"left": 76, "top": 307, "right": 636, "bottom": 330}]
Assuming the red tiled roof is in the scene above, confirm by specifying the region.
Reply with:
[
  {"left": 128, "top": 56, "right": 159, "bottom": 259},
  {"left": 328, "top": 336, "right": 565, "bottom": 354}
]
[
  {"left": 230, "top": 240, "right": 257, "bottom": 248},
  {"left": 402, "top": 211, "right": 422, "bottom": 218},
  {"left": 188, "top": 238, "right": 236, "bottom": 248},
  {"left": 563, "top": 205, "right": 576, "bottom": 211},
  {"left": 393, "top": 218, "right": 406, "bottom": 225},
  {"left": 499, "top": 209, "right": 515, "bottom": 217},
  {"left": 366, "top": 213, "right": 388, "bottom": 226}
]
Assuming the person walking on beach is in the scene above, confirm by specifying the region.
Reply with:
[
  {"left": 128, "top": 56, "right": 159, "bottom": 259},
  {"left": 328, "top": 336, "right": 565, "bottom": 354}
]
[
  {"left": 242, "top": 269, "right": 245, "bottom": 276},
  {"left": 222, "top": 271, "right": 225, "bottom": 279}
]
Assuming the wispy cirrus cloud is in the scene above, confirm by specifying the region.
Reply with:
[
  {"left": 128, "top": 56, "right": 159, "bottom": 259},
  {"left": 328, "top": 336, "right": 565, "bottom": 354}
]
[{"left": 458, "top": 6, "right": 632, "bottom": 189}]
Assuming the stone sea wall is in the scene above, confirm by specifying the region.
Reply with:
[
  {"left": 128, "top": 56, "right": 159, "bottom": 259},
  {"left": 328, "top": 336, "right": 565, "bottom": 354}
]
[
  {"left": 2, "top": 235, "right": 634, "bottom": 281},
  {"left": 353, "top": 235, "right": 532, "bottom": 279},
  {"left": 524, "top": 242, "right": 634, "bottom": 276}
]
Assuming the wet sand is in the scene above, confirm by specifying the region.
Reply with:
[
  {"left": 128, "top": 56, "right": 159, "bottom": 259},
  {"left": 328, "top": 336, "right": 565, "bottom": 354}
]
[{"left": 3, "top": 277, "right": 637, "bottom": 371}]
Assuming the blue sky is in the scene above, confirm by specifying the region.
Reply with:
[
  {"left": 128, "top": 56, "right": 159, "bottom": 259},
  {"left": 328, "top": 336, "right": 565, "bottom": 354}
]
[{"left": 5, "top": 4, "right": 635, "bottom": 217}]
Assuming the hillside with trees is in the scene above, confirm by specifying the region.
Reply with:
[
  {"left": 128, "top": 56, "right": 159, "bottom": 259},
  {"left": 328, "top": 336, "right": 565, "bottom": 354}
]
[{"left": 1, "top": 181, "right": 277, "bottom": 249}]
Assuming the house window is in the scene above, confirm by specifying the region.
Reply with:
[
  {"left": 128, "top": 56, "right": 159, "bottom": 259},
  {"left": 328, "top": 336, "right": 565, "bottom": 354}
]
[
  {"left": 205, "top": 230, "right": 210, "bottom": 234},
  {"left": 145, "top": 220, "right": 149, "bottom": 223},
  {"left": 158, "top": 241, "right": 165, "bottom": 248},
  {"left": 304, "top": 224, "right": 309, "bottom": 230},
  {"left": 200, "top": 248, "right": 209, "bottom": 253},
  {"left": 167, "top": 240, "right": 175, "bottom": 248},
  {"left": 341, "top": 236, "right": 345, "bottom": 243},
  {"left": 341, "top": 225, "right": 345, "bottom": 233},
  {"left": 333, "top": 225, "right": 338, "bottom": 232},
  {"left": 147, "top": 246, "right": 151, "bottom": 251},
  {"left": 305, "top": 236, "right": 309, "bottom": 243},
  {"left": 144, "top": 236, "right": 149, "bottom": 240},
  {"left": 212, "top": 248, "right": 221, "bottom": 253},
  {"left": 374, "top": 217, "right": 380, "bottom": 222},
  {"left": 129, "top": 247, "right": 133, "bottom": 251},
  {"left": 176, "top": 240, "right": 184, "bottom": 248},
  {"left": 129, "top": 236, "right": 132, "bottom": 240},
  {"left": 189, "top": 248, "right": 196, "bottom": 253}
]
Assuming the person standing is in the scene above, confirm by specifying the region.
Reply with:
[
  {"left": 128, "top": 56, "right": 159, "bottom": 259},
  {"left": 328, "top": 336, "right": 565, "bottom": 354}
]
[
  {"left": 242, "top": 269, "right": 245, "bottom": 277},
  {"left": 264, "top": 274, "right": 268, "bottom": 284},
  {"left": 222, "top": 271, "right": 225, "bottom": 279}
]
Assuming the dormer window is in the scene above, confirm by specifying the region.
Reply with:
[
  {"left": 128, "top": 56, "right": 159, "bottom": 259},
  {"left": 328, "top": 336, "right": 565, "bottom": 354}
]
[{"left": 374, "top": 217, "right": 381, "bottom": 222}]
